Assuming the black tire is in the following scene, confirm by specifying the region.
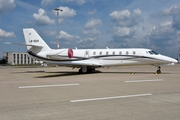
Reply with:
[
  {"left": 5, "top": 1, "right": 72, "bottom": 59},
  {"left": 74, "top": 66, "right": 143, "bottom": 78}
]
[
  {"left": 87, "top": 68, "right": 95, "bottom": 73},
  {"left": 156, "top": 70, "right": 161, "bottom": 74},
  {"left": 78, "top": 69, "right": 82, "bottom": 73}
]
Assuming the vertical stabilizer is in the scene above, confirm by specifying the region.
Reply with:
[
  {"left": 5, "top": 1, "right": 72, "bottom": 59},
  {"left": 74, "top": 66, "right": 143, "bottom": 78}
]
[{"left": 23, "top": 28, "right": 51, "bottom": 54}]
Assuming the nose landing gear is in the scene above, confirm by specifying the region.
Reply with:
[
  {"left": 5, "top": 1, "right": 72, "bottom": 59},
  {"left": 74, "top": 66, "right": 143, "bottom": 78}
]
[{"left": 156, "top": 66, "right": 161, "bottom": 74}]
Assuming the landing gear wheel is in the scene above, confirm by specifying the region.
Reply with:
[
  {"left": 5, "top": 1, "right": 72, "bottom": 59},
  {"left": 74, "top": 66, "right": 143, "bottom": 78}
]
[
  {"left": 78, "top": 68, "right": 95, "bottom": 74},
  {"left": 156, "top": 69, "right": 161, "bottom": 74},
  {"left": 156, "top": 66, "right": 161, "bottom": 74},
  {"left": 78, "top": 69, "right": 82, "bottom": 73},
  {"left": 78, "top": 67, "right": 87, "bottom": 74},
  {"left": 87, "top": 68, "right": 95, "bottom": 73}
]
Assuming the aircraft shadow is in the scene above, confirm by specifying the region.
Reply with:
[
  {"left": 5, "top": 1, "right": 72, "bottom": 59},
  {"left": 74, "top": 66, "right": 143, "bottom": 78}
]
[
  {"left": 11, "top": 70, "right": 171, "bottom": 78},
  {"left": 101, "top": 72, "right": 158, "bottom": 74},
  {"left": 11, "top": 70, "right": 45, "bottom": 74},
  {"left": 34, "top": 71, "right": 171, "bottom": 78},
  {"left": 35, "top": 70, "right": 102, "bottom": 78}
]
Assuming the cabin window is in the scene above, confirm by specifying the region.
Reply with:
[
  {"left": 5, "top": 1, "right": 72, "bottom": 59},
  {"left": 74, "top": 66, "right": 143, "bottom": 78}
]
[
  {"left": 93, "top": 51, "right": 96, "bottom": 55},
  {"left": 99, "top": 51, "right": 102, "bottom": 55},
  {"left": 126, "top": 51, "right": 129, "bottom": 55},
  {"left": 133, "top": 51, "right": 136, "bottom": 55},
  {"left": 113, "top": 51, "right": 115, "bottom": 55},
  {"left": 106, "top": 51, "right": 109, "bottom": 55},
  {"left": 119, "top": 51, "right": 122, "bottom": 55}
]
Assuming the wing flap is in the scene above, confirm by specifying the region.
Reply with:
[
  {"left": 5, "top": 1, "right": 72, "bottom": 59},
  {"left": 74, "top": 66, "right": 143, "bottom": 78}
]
[{"left": 21, "top": 44, "right": 43, "bottom": 48}]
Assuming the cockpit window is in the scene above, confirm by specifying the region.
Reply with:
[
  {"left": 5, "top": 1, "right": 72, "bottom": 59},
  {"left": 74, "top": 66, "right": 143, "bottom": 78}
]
[
  {"left": 148, "top": 51, "right": 153, "bottom": 55},
  {"left": 147, "top": 50, "right": 159, "bottom": 55},
  {"left": 151, "top": 51, "right": 158, "bottom": 55}
]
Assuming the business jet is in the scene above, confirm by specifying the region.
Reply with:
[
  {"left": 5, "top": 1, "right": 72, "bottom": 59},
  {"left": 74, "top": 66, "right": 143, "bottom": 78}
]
[{"left": 23, "top": 28, "right": 178, "bottom": 74}]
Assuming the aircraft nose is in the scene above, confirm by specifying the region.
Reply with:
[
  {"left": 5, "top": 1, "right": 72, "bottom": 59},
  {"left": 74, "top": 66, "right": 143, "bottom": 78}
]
[
  {"left": 162, "top": 55, "right": 178, "bottom": 64},
  {"left": 167, "top": 57, "right": 178, "bottom": 63},
  {"left": 171, "top": 58, "right": 178, "bottom": 63}
]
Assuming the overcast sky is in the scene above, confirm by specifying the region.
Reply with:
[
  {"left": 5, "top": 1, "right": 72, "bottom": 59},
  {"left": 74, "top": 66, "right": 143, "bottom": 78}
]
[{"left": 0, "top": 0, "right": 180, "bottom": 58}]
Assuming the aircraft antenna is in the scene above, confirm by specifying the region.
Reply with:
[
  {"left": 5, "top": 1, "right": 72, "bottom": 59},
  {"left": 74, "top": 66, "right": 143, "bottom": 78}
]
[{"left": 54, "top": 8, "right": 63, "bottom": 49}]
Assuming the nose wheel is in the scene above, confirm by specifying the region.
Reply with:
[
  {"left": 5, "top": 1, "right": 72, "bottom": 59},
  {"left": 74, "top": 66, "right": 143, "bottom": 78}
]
[{"left": 156, "top": 66, "right": 161, "bottom": 74}]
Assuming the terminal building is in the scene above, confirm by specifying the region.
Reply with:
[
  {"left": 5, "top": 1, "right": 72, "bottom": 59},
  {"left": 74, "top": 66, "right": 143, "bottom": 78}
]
[{"left": 3, "top": 52, "right": 37, "bottom": 65}]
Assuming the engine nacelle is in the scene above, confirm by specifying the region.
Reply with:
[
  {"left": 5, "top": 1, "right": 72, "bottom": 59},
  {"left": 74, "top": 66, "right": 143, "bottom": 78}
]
[
  {"left": 68, "top": 48, "right": 73, "bottom": 58},
  {"left": 46, "top": 48, "right": 74, "bottom": 60}
]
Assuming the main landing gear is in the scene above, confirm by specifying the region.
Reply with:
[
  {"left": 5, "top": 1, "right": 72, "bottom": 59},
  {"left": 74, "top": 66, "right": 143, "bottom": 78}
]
[
  {"left": 78, "top": 67, "right": 95, "bottom": 74},
  {"left": 156, "top": 66, "right": 161, "bottom": 74}
]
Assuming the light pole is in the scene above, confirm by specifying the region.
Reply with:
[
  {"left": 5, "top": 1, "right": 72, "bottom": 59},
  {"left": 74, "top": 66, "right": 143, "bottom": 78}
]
[
  {"left": 178, "top": 47, "right": 180, "bottom": 63},
  {"left": 54, "top": 8, "right": 63, "bottom": 49}
]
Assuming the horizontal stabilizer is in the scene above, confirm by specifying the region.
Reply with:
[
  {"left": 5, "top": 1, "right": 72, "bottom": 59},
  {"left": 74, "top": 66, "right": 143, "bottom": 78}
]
[
  {"left": 4, "top": 42, "right": 43, "bottom": 47},
  {"left": 23, "top": 44, "right": 43, "bottom": 47}
]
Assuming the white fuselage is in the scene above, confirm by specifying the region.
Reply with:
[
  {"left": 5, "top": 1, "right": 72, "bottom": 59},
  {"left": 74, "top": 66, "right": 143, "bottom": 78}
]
[{"left": 28, "top": 48, "right": 177, "bottom": 68}]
